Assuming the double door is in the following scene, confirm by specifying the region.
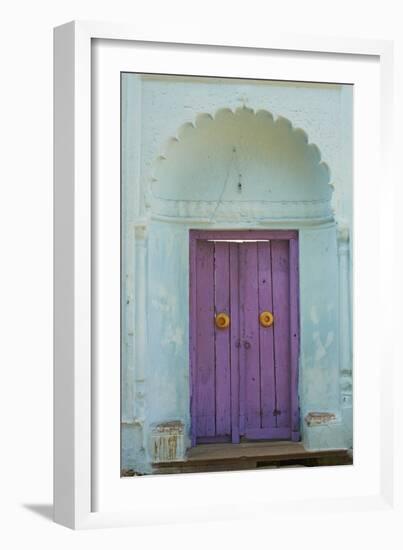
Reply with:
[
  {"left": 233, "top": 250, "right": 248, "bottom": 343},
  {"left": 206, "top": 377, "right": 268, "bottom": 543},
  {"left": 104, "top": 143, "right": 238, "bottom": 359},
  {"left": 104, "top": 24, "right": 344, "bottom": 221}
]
[{"left": 190, "top": 230, "right": 300, "bottom": 445}]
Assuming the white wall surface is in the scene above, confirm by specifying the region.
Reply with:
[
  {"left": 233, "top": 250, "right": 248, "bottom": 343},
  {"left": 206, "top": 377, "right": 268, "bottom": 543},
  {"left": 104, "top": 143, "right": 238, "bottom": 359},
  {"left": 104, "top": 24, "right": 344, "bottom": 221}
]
[{"left": 1, "top": 0, "right": 402, "bottom": 548}]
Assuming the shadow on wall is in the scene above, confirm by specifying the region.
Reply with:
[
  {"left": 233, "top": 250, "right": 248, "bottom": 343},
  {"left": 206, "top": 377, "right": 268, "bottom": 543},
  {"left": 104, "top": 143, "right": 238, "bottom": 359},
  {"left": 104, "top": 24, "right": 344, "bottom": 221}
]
[{"left": 151, "top": 107, "right": 331, "bottom": 206}]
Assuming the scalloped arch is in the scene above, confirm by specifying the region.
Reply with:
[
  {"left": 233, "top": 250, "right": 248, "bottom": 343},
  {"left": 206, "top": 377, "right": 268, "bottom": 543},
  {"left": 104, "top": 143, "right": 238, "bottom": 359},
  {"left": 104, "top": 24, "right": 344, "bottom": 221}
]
[{"left": 151, "top": 106, "right": 332, "bottom": 209}]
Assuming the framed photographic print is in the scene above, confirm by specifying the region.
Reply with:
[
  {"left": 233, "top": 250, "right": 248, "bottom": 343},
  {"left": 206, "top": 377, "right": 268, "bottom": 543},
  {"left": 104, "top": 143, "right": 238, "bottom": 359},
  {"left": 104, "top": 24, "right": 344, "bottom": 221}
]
[
  {"left": 54, "top": 21, "right": 395, "bottom": 529},
  {"left": 120, "top": 74, "right": 352, "bottom": 475}
]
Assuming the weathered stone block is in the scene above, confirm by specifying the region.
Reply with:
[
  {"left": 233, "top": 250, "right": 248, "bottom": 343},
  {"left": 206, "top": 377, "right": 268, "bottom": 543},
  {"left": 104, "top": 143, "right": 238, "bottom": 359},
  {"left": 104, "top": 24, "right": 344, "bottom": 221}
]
[
  {"left": 305, "top": 411, "right": 337, "bottom": 427},
  {"left": 150, "top": 421, "right": 185, "bottom": 463},
  {"left": 303, "top": 412, "right": 346, "bottom": 450}
]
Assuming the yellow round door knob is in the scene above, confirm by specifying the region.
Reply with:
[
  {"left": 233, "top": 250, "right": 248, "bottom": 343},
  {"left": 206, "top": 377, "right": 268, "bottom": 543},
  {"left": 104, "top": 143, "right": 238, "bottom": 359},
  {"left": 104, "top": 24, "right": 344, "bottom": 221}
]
[
  {"left": 259, "top": 311, "right": 274, "bottom": 327},
  {"left": 215, "top": 312, "right": 230, "bottom": 329}
]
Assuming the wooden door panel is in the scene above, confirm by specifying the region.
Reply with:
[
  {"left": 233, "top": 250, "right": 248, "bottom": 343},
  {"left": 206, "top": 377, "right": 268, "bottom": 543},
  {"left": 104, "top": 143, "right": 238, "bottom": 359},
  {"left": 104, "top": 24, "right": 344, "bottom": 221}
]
[
  {"left": 257, "top": 241, "right": 276, "bottom": 430},
  {"left": 190, "top": 231, "right": 299, "bottom": 445},
  {"left": 214, "top": 242, "right": 231, "bottom": 436},
  {"left": 239, "top": 242, "right": 261, "bottom": 433},
  {"left": 229, "top": 243, "right": 241, "bottom": 443},
  {"left": 195, "top": 240, "right": 216, "bottom": 437},
  {"left": 271, "top": 239, "right": 291, "bottom": 429}
]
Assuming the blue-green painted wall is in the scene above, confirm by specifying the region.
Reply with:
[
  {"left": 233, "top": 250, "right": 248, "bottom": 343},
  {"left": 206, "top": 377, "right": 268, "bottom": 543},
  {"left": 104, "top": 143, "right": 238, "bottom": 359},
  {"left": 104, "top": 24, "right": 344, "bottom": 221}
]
[{"left": 121, "top": 74, "right": 353, "bottom": 473}]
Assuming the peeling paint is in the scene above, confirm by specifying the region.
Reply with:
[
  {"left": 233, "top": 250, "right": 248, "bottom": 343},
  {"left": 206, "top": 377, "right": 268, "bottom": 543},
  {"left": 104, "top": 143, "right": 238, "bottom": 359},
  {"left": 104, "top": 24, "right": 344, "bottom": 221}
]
[
  {"left": 151, "top": 285, "right": 177, "bottom": 313},
  {"left": 313, "top": 330, "right": 334, "bottom": 362},
  {"left": 310, "top": 305, "right": 319, "bottom": 324},
  {"left": 162, "top": 326, "right": 184, "bottom": 350},
  {"left": 305, "top": 412, "right": 337, "bottom": 426}
]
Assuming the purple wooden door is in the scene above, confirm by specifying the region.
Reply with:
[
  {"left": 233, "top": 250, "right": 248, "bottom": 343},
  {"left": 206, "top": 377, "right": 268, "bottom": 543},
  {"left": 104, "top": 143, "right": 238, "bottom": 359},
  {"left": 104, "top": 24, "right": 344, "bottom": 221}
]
[{"left": 190, "top": 231, "right": 299, "bottom": 445}]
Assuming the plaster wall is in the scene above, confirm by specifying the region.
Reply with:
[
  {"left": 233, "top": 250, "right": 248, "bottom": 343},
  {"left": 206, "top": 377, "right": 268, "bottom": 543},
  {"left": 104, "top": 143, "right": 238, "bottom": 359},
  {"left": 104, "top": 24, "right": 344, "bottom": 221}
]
[{"left": 121, "top": 74, "right": 353, "bottom": 473}]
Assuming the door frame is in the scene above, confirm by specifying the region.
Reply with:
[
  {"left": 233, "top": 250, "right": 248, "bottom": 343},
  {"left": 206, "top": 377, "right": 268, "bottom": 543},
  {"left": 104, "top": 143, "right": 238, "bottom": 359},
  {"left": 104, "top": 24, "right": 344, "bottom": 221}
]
[{"left": 189, "top": 229, "right": 300, "bottom": 446}]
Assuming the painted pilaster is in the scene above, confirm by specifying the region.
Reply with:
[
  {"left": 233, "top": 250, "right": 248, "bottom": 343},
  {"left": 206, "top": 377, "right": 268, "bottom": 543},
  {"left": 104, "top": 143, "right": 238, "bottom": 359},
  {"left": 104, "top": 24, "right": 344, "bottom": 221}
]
[
  {"left": 299, "top": 222, "right": 346, "bottom": 450},
  {"left": 338, "top": 223, "right": 353, "bottom": 449},
  {"left": 121, "top": 74, "right": 143, "bottom": 423},
  {"left": 134, "top": 223, "right": 148, "bottom": 409},
  {"left": 121, "top": 222, "right": 135, "bottom": 423},
  {"left": 121, "top": 74, "right": 153, "bottom": 472},
  {"left": 121, "top": 223, "right": 150, "bottom": 472}
]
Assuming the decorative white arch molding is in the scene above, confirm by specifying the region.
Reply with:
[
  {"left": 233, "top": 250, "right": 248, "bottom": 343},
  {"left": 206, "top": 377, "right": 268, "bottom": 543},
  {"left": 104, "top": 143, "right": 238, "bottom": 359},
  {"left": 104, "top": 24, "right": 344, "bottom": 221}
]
[{"left": 149, "top": 107, "right": 333, "bottom": 222}]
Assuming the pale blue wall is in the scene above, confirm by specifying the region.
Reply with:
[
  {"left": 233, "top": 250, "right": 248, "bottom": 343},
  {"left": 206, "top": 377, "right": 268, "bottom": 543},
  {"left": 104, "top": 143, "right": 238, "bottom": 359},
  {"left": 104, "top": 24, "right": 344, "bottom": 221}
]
[{"left": 121, "top": 74, "right": 353, "bottom": 473}]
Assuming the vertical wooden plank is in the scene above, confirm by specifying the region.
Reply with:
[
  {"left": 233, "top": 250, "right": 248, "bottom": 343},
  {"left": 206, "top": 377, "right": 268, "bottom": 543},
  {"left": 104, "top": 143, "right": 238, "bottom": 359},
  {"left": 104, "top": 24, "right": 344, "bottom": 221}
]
[
  {"left": 238, "top": 244, "right": 246, "bottom": 436},
  {"left": 240, "top": 242, "right": 261, "bottom": 433},
  {"left": 257, "top": 242, "right": 276, "bottom": 429},
  {"left": 229, "top": 243, "right": 240, "bottom": 443},
  {"left": 271, "top": 240, "right": 291, "bottom": 429},
  {"left": 289, "top": 237, "right": 300, "bottom": 440},
  {"left": 214, "top": 242, "right": 231, "bottom": 436},
  {"left": 195, "top": 240, "right": 216, "bottom": 437}
]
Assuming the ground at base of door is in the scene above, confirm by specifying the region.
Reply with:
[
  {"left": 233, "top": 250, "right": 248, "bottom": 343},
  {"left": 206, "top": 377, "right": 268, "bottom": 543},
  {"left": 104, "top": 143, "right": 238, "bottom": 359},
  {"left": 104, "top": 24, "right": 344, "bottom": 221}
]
[{"left": 121, "top": 441, "right": 352, "bottom": 476}]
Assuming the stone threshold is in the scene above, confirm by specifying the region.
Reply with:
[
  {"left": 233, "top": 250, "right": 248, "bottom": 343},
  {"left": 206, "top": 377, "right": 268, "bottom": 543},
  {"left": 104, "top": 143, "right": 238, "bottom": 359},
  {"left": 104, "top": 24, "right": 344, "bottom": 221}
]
[{"left": 149, "top": 441, "right": 352, "bottom": 475}]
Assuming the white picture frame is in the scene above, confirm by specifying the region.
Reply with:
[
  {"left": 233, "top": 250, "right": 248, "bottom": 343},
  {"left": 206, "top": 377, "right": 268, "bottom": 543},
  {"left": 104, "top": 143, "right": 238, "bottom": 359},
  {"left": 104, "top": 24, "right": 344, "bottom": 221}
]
[{"left": 54, "top": 21, "right": 396, "bottom": 530}]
